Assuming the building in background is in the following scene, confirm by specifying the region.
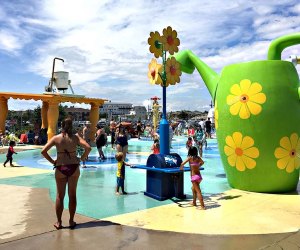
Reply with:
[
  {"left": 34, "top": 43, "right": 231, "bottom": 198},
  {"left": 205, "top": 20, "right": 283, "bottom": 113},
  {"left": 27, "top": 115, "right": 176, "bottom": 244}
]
[
  {"left": 100, "top": 102, "right": 133, "bottom": 120},
  {"left": 130, "top": 106, "right": 147, "bottom": 121},
  {"left": 65, "top": 107, "right": 90, "bottom": 122}
]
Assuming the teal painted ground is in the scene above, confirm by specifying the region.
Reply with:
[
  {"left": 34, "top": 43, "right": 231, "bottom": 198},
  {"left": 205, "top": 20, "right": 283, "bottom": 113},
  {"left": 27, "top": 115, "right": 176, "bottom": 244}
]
[{"left": 0, "top": 136, "right": 230, "bottom": 219}]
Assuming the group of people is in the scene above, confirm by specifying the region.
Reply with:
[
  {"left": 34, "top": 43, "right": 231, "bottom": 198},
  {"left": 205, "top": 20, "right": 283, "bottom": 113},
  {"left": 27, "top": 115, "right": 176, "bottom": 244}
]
[
  {"left": 75, "top": 119, "right": 130, "bottom": 166},
  {"left": 1, "top": 116, "right": 206, "bottom": 230}
]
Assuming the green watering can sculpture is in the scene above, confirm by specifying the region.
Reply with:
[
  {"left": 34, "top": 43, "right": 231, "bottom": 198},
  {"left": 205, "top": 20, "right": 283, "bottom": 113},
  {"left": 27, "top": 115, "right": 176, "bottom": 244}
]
[{"left": 175, "top": 33, "right": 300, "bottom": 193}]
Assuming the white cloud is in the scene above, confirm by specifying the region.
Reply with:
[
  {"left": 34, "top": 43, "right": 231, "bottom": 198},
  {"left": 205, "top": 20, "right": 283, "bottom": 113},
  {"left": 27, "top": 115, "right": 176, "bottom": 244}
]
[{"left": 1, "top": 0, "right": 300, "bottom": 111}]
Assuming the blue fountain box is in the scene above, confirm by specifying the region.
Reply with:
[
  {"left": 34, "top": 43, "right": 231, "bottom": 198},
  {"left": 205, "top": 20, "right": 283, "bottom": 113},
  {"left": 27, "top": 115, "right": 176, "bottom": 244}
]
[{"left": 132, "top": 153, "right": 203, "bottom": 201}]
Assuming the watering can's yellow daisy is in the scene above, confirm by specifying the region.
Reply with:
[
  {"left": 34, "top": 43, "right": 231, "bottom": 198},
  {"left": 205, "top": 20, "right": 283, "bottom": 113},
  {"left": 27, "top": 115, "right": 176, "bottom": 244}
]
[
  {"left": 165, "top": 57, "right": 181, "bottom": 85},
  {"left": 214, "top": 101, "right": 218, "bottom": 129},
  {"left": 224, "top": 132, "right": 259, "bottom": 171},
  {"left": 226, "top": 79, "right": 266, "bottom": 119},
  {"left": 161, "top": 26, "right": 180, "bottom": 55},
  {"left": 148, "top": 31, "right": 162, "bottom": 58},
  {"left": 148, "top": 59, "right": 162, "bottom": 85},
  {"left": 274, "top": 133, "right": 300, "bottom": 173}
]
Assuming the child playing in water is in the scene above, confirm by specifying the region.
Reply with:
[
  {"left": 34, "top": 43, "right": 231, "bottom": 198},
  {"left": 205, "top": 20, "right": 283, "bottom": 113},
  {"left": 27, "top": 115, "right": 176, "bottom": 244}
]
[
  {"left": 151, "top": 139, "right": 160, "bottom": 154},
  {"left": 186, "top": 137, "right": 193, "bottom": 150},
  {"left": 3, "top": 141, "right": 17, "bottom": 167},
  {"left": 194, "top": 127, "right": 204, "bottom": 157},
  {"left": 180, "top": 146, "right": 205, "bottom": 210},
  {"left": 115, "top": 152, "right": 132, "bottom": 195}
]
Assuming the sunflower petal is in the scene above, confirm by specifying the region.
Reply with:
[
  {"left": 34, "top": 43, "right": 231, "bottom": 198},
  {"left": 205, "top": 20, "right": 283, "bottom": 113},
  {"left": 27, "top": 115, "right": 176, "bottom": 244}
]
[
  {"left": 249, "top": 93, "right": 266, "bottom": 104},
  {"left": 277, "top": 155, "right": 290, "bottom": 169},
  {"left": 243, "top": 146, "right": 259, "bottom": 158},
  {"left": 230, "top": 101, "right": 242, "bottom": 115},
  {"left": 274, "top": 147, "right": 289, "bottom": 159},
  {"left": 240, "top": 79, "right": 251, "bottom": 93},
  {"left": 236, "top": 156, "right": 246, "bottom": 171},
  {"left": 242, "top": 155, "right": 256, "bottom": 169},
  {"left": 228, "top": 154, "right": 237, "bottom": 167},
  {"left": 232, "top": 132, "right": 242, "bottom": 147},
  {"left": 239, "top": 103, "right": 250, "bottom": 119},
  {"left": 294, "top": 156, "right": 300, "bottom": 169},
  {"left": 224, "top": 145, "right": 235, "bottom": 156},
  {"left": 225, "top": 135, "right": 236, "bottom": 149},
  {"left": 241, "top": 136, "right": 254, "bottom": 150},
  {"left": 227, "top": 95, "right": 240, "bottom": 106},
  {"left": 247, "top": 82, "right": 262, "bottom": 96},
  {"left": 290, "top": 133, "right": 299, "bottom": 149},
  {"left": 246, "top": 101, "right": 262, "bottom": 115},
  {"left": 280, "top": 136, "right": 292, "bottom": 151},
  {"left": 230, "top": 84, "right": 242, "bottom": 96},
  {"left": 286, "top": 158, "right": 295, "bottom": 173}
]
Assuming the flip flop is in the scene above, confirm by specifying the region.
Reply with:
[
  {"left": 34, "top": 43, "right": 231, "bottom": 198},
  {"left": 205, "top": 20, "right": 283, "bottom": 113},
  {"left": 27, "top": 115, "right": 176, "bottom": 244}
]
[
  {"left": 69, "top": 222, "right": 77, "bottom": 229},
  {"left": 54, "top": 222, "right": 62, "bottom": 230}
]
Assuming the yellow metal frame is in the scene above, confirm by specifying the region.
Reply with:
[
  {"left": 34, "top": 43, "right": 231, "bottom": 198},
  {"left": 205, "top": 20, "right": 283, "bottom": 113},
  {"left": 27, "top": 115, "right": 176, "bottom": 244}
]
[{"left": 0, "top": 92, "right": 106, "bottom": 141}]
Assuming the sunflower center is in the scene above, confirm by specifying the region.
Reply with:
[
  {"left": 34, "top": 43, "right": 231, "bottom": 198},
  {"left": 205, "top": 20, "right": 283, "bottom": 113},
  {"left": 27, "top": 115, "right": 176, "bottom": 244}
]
[
  {"left": 240, "top": 94, "right": 249, "bottom": 103},
  {"left": 290, "top": 149, "right": 296, "bottom": 158},
  {"left": 151, "top": 70, "right": 156, "bottom": 79},
  {"left": 235, "top": 147, "right": 243, "bottom": 156},
  {"left": 167, "top": 36, "right": 174, "bottom": 45},
  {"left": 170, "top": 66, "right": 176, "bottom": 75},
  {"left": 154, "top": 40, "right": 162, "bottom": 49}
]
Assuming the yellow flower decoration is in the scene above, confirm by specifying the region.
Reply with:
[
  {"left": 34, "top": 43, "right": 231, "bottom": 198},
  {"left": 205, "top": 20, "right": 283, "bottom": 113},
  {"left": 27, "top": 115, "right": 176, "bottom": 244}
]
[
  {"left": 224, "top": 132, "right": 259, "bottom": 171},
  {"left": 161, "top": 26, "right": 180, "bottom": 55},
  {"left": 274, "top": 133, "right": 300, "bottom": 173},
  {"left": 147, "top": 59, "right": 162, "bottom": 85},
  {"left": 148, "top": 31, "right": 162, "bottom": 58},
  {"left": 214, "top": 100, "right": 218, "bottom": 129},
  {"left": 226, "top": 79, "right": 266, "bottom": 119},
  {"left": 165, "top": 57, "right": 181, "bottom": 85}
]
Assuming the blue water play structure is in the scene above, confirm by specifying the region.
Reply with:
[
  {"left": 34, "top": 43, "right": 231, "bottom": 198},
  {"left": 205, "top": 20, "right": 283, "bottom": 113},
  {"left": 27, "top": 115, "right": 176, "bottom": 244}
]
[
  {"left": 134, "top": 153, "right": 185, "bottom": 201},
  {"left": 138, "top": 26, "right": 196, "bottom": 200},
  {"left": 133, "top": 152, "right": 204, "bottom": 201}
]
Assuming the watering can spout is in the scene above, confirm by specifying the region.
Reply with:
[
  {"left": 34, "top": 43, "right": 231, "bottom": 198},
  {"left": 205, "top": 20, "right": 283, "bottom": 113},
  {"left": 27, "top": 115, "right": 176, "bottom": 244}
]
[{"left": 174, "top": 50, "right": 219, "bottom": 98}]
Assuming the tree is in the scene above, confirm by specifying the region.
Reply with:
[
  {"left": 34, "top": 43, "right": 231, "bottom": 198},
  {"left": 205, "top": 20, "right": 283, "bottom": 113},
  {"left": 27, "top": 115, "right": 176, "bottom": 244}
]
[
  {"left": 33, "top": 106, "right": 42, "bottom": 124},
  {"left": 58, "top": 104, "right": 67, "bottom": 124},
  {"left": 177, "top": 110, "right": 189, "bottom": 120}
]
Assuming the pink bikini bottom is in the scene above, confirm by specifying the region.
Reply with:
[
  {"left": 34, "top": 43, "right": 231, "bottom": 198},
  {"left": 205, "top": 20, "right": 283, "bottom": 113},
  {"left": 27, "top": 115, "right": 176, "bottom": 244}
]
[
  {"left": 191, "top": 174, "right": 202, "bottom": 183},
  {"left": 56, "top": 164, "right": 79, "bottom": 177}
]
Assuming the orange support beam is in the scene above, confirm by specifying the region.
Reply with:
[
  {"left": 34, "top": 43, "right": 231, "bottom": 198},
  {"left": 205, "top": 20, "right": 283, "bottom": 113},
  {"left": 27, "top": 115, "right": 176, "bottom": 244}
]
[{"left": 0, "top": 97, "right": 8, "bottom": 133}]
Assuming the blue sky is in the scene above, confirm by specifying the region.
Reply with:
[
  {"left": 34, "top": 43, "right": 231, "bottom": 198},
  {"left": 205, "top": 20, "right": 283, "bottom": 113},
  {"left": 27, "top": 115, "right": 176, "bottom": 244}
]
[{"left": 0, "top": 0, "right": 299, "bottom": 111}]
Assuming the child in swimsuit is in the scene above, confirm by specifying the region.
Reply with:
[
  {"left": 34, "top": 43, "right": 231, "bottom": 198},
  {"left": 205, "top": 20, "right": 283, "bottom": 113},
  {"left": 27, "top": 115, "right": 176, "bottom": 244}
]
[
  {"left": 3, "top": 140, "right": 17, "bottom": 167},
  {"left": 186, "top": 137, "right": 193, "bottom": 150},
  {"left": 180, "top": 146, "right": 205, "bottom": 210},
  {"left": 194, "top": 127, "right": 204, "bottom": 157},
  {"left": 115, "top": 152, "right": 132, "bottom": 195},
  {"left": 151, "top": 139, "right": 160, "bottom": 154}
]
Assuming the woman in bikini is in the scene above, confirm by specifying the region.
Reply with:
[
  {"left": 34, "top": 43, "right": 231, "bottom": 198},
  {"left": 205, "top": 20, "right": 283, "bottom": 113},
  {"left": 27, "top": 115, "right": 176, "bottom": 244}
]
[
  {"left": 180, "top": 146, "right": 205, "bottom": 210},
  {"left": 41, "top": 117, "right": 91, "bottom": 230},
  {"left": 115, "top": 125, "right": 128, "bottom": 161}
]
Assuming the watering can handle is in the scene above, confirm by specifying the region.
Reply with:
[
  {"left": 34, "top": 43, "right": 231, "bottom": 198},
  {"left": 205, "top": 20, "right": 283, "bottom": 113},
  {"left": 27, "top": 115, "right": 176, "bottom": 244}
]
[{"left": 268, "top": 33, "right": 300, "bottom": 60}]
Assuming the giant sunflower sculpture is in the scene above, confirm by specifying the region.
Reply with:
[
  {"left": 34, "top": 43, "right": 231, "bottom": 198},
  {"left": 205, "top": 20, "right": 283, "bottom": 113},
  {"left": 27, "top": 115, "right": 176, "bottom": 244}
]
[{"left": 147, "top": 26, "right": 181, "bottom": 87}]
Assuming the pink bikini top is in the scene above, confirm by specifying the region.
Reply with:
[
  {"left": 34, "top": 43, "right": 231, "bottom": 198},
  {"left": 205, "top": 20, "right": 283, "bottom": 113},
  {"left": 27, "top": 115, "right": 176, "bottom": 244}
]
[{"left": 190, "top": 161, "right": 201, "bottom": 167}]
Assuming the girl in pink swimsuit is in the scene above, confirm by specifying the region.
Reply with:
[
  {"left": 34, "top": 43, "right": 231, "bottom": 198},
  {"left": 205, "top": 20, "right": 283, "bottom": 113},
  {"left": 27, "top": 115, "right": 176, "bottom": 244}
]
[{"left": 180, "top": 146, "right": 205, "bottom": 210}]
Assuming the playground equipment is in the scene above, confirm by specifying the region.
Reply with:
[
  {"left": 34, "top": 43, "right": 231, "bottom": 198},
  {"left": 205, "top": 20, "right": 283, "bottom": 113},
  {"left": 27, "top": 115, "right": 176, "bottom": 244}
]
[
  {"left": 147, "top": 26, "right": 182, "bottom": 155},
  {"left": 45, "top": 57, "right": 77, "bottom": 95},
  {"left": 0, "top": 57, "right": 106, "bottom": 140},
  {"left": 175, "top": 33, "right": 300, "bottom": 193},
  {"left": 134, "top": 27, "right": 185, "bottom": 201}
]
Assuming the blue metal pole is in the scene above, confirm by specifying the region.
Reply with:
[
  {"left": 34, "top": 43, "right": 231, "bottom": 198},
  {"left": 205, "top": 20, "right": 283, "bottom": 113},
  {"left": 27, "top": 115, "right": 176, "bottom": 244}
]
[{"left": 160, "top": 85, "right": 170, "bottom": 154}]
